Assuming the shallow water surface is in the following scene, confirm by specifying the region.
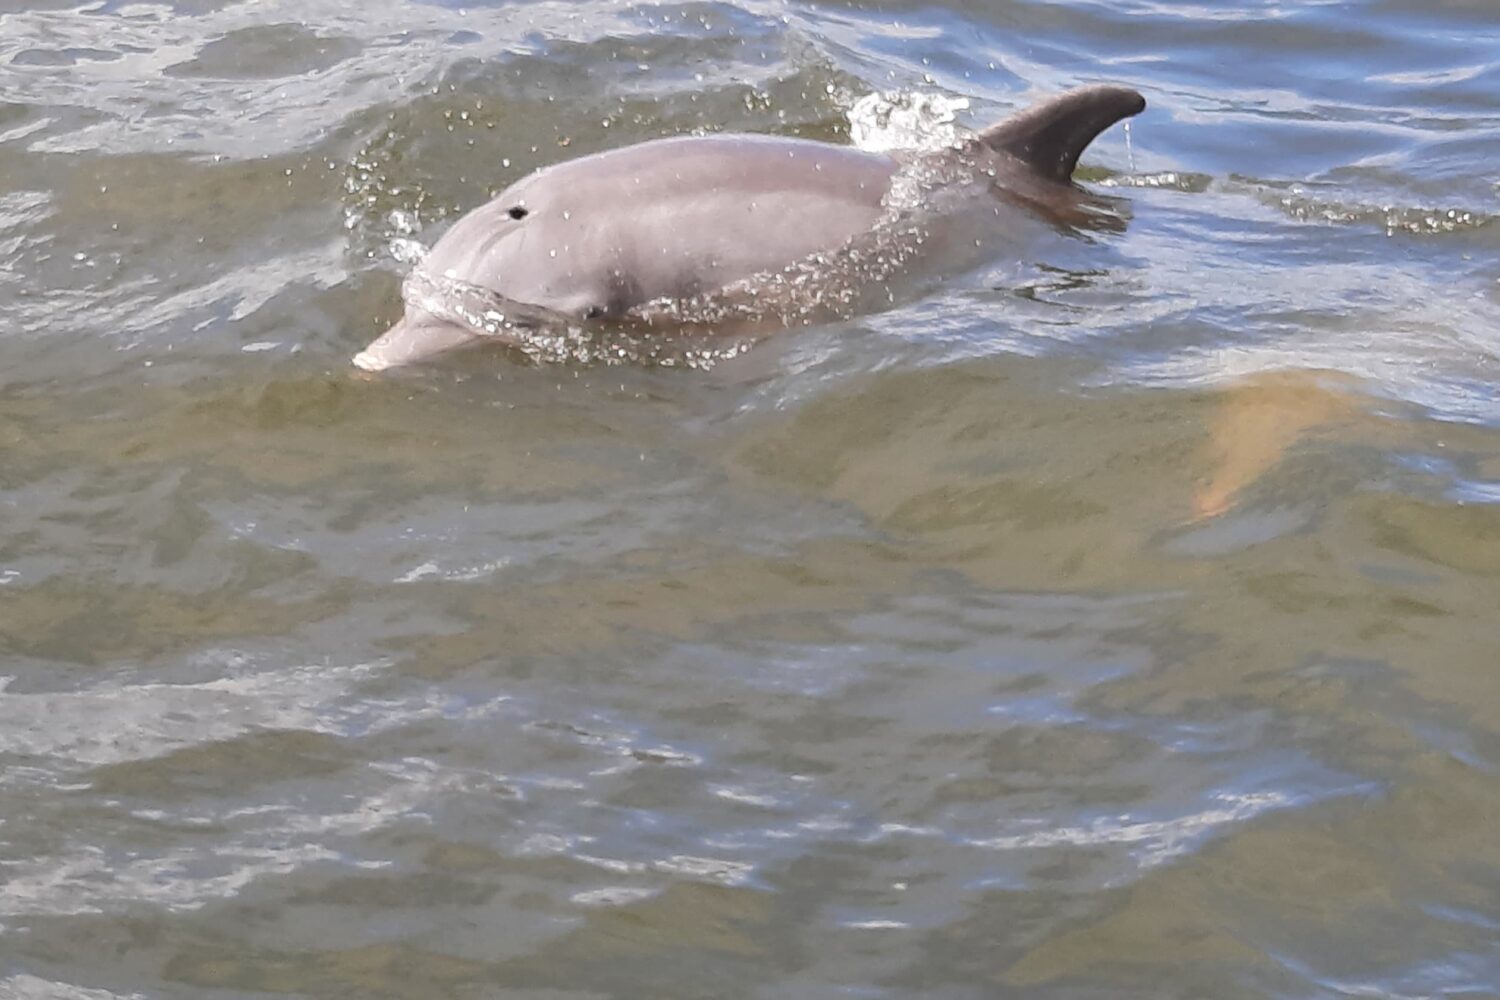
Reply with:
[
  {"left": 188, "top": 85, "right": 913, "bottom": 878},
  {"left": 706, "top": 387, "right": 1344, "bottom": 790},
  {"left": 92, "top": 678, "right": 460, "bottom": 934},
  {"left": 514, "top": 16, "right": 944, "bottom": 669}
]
[{"left": 2, "top": 0, "right": 1500, "bottom": 997}]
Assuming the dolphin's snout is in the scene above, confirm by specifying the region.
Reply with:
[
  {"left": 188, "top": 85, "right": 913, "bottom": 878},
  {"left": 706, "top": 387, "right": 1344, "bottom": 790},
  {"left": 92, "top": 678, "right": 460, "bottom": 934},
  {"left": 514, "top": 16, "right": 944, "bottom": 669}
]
[
  {"left": 351, "top": 347, "right": 390, "bottom": 372},
  {"left": 351, "top": 317, "right": 484, "bottom": 372}
]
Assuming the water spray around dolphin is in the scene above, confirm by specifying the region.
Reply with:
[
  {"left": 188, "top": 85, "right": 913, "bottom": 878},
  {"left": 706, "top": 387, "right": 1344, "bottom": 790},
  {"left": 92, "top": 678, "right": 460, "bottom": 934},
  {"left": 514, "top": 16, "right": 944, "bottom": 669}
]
[{"left": 352, "top": 85, "right": 1145, "bottom": 371}]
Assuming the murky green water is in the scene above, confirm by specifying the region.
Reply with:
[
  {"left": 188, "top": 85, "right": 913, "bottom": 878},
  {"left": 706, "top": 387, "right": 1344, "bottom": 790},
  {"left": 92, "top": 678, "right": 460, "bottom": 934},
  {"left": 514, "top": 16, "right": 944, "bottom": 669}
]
[{"left": 3, "top": 1, "right": 1500, "bottom": 997}]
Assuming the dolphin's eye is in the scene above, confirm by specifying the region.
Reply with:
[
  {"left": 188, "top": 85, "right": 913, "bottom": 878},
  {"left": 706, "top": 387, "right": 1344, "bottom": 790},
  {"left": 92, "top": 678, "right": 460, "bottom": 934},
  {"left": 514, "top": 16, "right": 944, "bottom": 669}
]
[{"left": 508, "top": 206, "right": 528, "bottom": 220}]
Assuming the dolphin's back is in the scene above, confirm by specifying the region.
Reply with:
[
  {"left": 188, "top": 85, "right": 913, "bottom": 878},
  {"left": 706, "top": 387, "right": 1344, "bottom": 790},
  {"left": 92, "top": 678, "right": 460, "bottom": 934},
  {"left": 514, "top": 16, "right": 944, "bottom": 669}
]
[{"left": 430, "top": 134, "right": 900, "bottom": 317}]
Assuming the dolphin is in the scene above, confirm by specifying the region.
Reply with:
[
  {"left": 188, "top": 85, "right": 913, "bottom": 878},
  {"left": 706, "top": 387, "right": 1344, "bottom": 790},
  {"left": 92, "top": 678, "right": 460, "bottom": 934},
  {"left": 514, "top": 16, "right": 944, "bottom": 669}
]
[{"left": 352, "top": 85, "right": 1145, "bottom": 371}]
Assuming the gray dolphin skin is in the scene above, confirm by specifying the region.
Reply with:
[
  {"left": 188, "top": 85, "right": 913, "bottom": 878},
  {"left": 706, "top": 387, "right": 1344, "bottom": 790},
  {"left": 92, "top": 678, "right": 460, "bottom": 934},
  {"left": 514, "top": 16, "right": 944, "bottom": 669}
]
[{"left": 352, "top": 85, "right": 1145, "bottom": 371}]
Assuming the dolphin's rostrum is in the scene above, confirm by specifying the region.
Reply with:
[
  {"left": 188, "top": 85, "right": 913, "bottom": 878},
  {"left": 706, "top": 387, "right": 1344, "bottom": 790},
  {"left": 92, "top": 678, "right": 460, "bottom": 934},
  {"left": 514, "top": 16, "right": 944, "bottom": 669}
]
[{"left": 353, "top": 85, "right": 1145, "bottom": 371}]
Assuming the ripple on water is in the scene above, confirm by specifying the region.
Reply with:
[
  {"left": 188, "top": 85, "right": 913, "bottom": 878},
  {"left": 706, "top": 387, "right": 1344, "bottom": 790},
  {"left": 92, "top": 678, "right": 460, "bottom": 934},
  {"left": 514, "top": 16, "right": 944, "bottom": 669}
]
[{"left": 163, "top": 23, "right": 360, "bottom": 80}]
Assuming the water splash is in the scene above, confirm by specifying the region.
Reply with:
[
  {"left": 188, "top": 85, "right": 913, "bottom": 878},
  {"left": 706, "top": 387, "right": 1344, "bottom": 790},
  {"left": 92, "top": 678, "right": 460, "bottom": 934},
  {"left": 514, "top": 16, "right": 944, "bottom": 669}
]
[
  {"left": 848, "top": 90, "right": 973, "bottom": 154},
  {"left": 1266, "top": 188, "right": 1492, "bottom": 237},
  {"left": 386, "top": 209, "right": 428, "bottom": 265},
  {"left": 1098, "top": 168, "right": 1495, "bottom": 238},
  {"left": 399, "top": 267, "right": 761, "bottom": 369},
  {"left": 1097, "top": 170, "right": 1210, "bottom": 192}
]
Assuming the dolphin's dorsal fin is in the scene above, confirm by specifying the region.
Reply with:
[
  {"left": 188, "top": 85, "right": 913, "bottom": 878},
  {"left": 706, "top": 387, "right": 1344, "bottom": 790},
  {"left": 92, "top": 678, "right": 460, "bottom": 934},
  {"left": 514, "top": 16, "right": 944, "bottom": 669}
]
[{"left": 979, "top": 85, "right": 1145, "bottom": 183}]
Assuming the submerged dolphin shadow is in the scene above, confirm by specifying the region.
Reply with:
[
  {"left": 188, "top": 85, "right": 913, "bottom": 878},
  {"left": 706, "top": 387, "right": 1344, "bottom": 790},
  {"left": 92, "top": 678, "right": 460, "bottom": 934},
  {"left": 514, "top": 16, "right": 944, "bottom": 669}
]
[{"left": 353, "top": 85, "right": 1145, "bottom": 371}]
